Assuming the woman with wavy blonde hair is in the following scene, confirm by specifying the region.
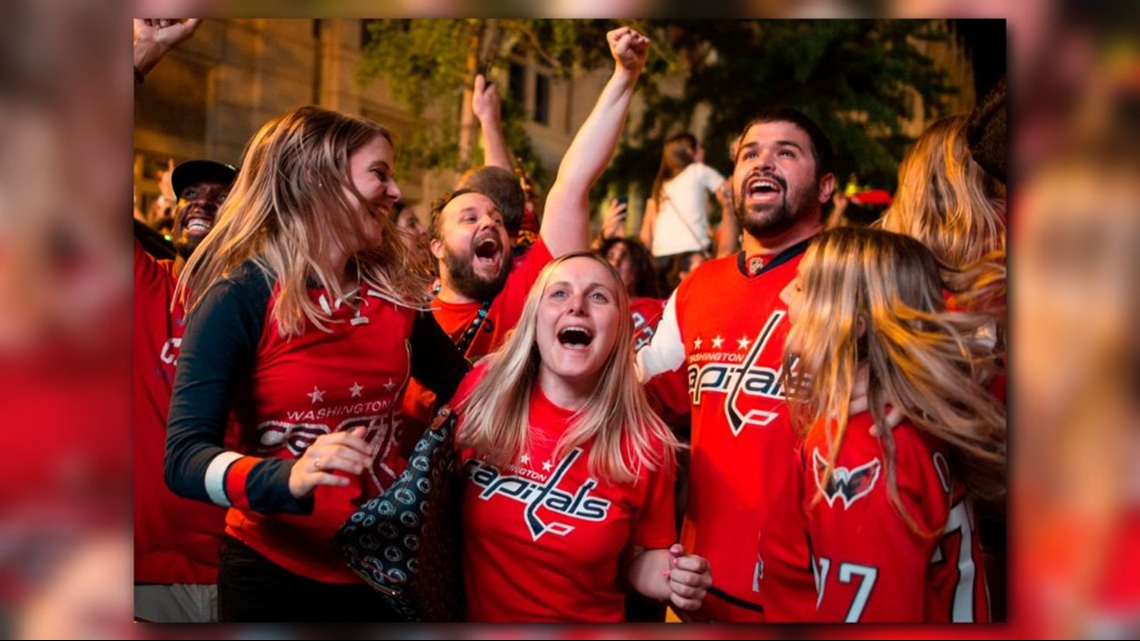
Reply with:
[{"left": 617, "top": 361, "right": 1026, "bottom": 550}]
[
  {"left": 774, "top": 227, "right": 1005, "bottom": 622},
  {"left": 879, "top": 115, "right": 1006, "bottom": 272},
  {"left": 454, "top": 251, "right": 709, "bottom": 621},
  {"left": 165, "top": 105, "right": 468, "bottom": 622}
]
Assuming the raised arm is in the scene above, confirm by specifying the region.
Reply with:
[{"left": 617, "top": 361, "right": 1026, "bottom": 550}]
[
  {"left": 472, "top": 73, "right": 514, "bottom": 170},
  {"left": 541, "top": 27, "right": 649, "bottom": 258},
  {"left": 133, "top": 18, "right": 201, "bottom": 81}
]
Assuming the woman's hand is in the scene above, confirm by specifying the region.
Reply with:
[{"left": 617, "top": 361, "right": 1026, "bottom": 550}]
[
  {"left": 601, "top": 198, "right": 628, "bottom": 240},
  {"left": 289, "top": 426, "right": 374, "bottom": 499},
  {"left": 662, "top": 544, "right": 712, "bottom": 611},
  {"left": 607, "top": 27, "right": 650, "bottom": 77}
]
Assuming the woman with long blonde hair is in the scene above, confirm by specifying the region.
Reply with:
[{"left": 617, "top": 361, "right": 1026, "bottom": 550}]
[
  {"left": 164, "top": 105, "right": 468, "bottom": 622},
  {"left": 879, "top": 115, "right": 1006, "bottom": 272},
  {"left": 775, "top": 227, "right": 1005, "bottom": 622},
  {"left": 454, "top": 251, "right": 710, "bottom": 621}
]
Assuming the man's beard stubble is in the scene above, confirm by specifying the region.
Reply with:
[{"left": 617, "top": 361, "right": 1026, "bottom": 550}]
[
  {"left": 734, "top": 181, "right": 818, "bottom": 240},
  {"left": 444, "top": 247, "right": 511, "bottom": 303}
]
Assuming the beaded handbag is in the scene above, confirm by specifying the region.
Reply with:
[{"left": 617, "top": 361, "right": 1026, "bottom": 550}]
[{"left": 336, "top": 407, "right": 464, "bottom": 622}]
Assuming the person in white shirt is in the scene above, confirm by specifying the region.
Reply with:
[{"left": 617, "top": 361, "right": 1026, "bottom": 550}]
[{"left": 639, "top": 133, "right": 728, "bottom": 291}]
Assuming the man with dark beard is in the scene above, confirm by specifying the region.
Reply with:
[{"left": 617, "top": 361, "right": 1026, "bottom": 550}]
[
  {"left": 134, "top": 159, "right": 235, "bottom": 622},
  {"left": 637, "top": 108, "right": 836, "bottom": 622},
  {"left": 426, "top": 27, "right": 651, "bottom": 361}
]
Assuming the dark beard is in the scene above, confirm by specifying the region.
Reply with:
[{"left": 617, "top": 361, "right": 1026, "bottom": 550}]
[
  {"left": 443, "top": 248, "right": 511, "bottom": 302},
  {"left": 734, "top": 180, "right": 817, "bottom": 239},
  {"left": 174, "top": 234, "right": 200, "bottom": 261},
  {"left": 735, "top": 197, "right": 798, "bottom": 239}
]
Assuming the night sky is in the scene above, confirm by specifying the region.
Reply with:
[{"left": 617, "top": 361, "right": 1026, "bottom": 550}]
[{"left": 951, "top": 19, "right": 1007, "bottom": 98}]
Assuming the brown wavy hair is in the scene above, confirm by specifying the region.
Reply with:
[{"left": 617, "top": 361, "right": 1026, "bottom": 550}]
[{"left": 177, "top": 106, "right": 431, "bottom": 336}]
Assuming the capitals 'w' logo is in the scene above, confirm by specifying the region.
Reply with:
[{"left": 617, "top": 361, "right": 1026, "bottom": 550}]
[{"left": 812, "top": 448, "right": 881, "bottom": 509}]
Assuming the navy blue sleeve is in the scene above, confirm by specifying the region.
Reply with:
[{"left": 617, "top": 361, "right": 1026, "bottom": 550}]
[
  {"left": 410, "top": 310, "right": 470, "bottom": 406},
  {"left": 164, "top": 264, "right": 312, "bottom": 514}
]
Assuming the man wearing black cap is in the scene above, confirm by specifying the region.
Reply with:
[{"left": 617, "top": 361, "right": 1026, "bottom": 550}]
[
  {"left": 168, "top": 159, "right": 236, "bottom": 270},
  {"left": 134, "top": 159, "right": 235, "bottom": 622}
]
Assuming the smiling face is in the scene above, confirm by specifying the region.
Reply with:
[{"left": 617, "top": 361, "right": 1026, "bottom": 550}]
[
  {"left": 344, "top": 134, "right": 401, "bottom": 247},
  {"left": 171, "top": 181, "right": 229, "bottom": 260},
  {"left": 732, "top": 120, "right": 832, "bottom": 241},
  {"left": 534, "top": 256, "right": 623, "bottom": 398},
  {"left": 432, "top": 191, "right": 512, "bottom": 302}
]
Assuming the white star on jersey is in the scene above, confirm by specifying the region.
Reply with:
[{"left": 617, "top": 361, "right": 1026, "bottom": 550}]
[
  {"left": 693, "top": 336, "right": 703, "bottom": 350},
  {"left": 542, "top": 460, "right": 553, "bottom": 472},
  {"left": 737, "top": 336, "right": 752, "bottom": 350},
  {"left": 520, "top": 453, "right": 531, "bottom": 465},
  {"left": 308, "top": 386, "right": 325, "bottom": 404},
  {"left": 712, "top": 335, "right": 725, "bottom": 349},
  {"left": 383, "top": 378, "right": 395, "bottom": 392},
  {"left": 349, "top": 382, "right": 363, "bottom": 398}
]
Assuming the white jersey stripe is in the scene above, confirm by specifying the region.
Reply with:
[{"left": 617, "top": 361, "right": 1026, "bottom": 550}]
[{"left": 204, "top": 451, "right": 244, "bottom": 507}]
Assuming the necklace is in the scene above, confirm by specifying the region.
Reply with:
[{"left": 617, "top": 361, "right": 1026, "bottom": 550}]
[{"left": 433, "top": 286, "right": 492, "bottom": 355}]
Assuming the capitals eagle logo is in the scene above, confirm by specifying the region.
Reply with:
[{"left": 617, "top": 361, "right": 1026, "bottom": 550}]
[{"left": 812, "top": 448, "right": 881, "bottom": 509}]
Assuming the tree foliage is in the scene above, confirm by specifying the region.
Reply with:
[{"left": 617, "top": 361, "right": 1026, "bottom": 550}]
[
  {"left": 357, "top": 19, "right": 958, "bottom": 198},
  {"left": 609, "top": 20, "right": 956, "bottom": 194},
  {"left": 358, "top": 19, "right": 610, "bottom": 183}
]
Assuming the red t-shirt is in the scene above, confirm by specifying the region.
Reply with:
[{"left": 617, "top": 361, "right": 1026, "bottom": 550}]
[
  {"left": 132, "top": 239, "right": 227, "bottom": 584},
  {"left": 800, "top": 413, "right": 991, "bottom": 622},
  {"left": 455, "top": 368, "right": 677, "bottom": 622}
]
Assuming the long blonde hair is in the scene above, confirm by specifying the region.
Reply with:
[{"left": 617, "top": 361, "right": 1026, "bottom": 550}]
[
  {"left": 177, "top": 105, "right": 430, "bottom": 336},
  {"left": 880, "top": 115, "right": 1006, "bottom": 271},
  {"left": 785, "top": 228, "right": 1006, "bottom": 528},
  {"left": 458, "top": 252, "right": 677, "bottom": 484}
]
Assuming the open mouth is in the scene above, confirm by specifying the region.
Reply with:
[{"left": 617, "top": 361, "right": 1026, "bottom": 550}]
[
  {"left": 474, "top": 236, "right": 501, "bottom": 262},
  {"left": 184, "top": 213, "right": 214, "bottom": 235},
  {"left": 557, "top": 326, "right": 594, "bottom": 349},
  {"left": 747, "top": 176, "right": 784, "bottom": 199}
]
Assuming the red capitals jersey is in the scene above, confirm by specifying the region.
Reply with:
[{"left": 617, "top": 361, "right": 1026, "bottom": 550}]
[
  {"left": 132, "top": 239, "right": 227, "bottom": 584},
  {"left": 637, "top": 245, "right": 812, "bottom": 621},
  {"left": 802, "top": 413, "right": 990, "bottom": 622},
  {"left": 455, "top": 369, "right": 677, "bottom": 622},
  {"left": 227, "top": 283, "right": 416, "bottom": 583},
  {"left": 630, "top": 296, "right": 666, "bottom": 353}
]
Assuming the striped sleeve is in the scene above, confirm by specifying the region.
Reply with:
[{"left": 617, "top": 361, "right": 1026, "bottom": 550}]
[{"left": 164, "top": 263, "right": 311, "bottom": 515}]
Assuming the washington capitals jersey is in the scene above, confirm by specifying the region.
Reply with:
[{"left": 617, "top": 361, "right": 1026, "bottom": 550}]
[
  {"left": 803, "top": 413, "right": 991, "bottom": 622},
  {"left": 637, "top": 244, "right": 811, "bottom": 622},
  {"left": 630, "top": 296, "right": 666, "bottom": 353},
  {"left": 455, "top": 369, "right": 677, "bottom": 622},
  {"left": 133, "top": 239, "right": 227, "bottom": 584},
  {"left": 167, "top": 262, "right": 467, "bottom": 584}
]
